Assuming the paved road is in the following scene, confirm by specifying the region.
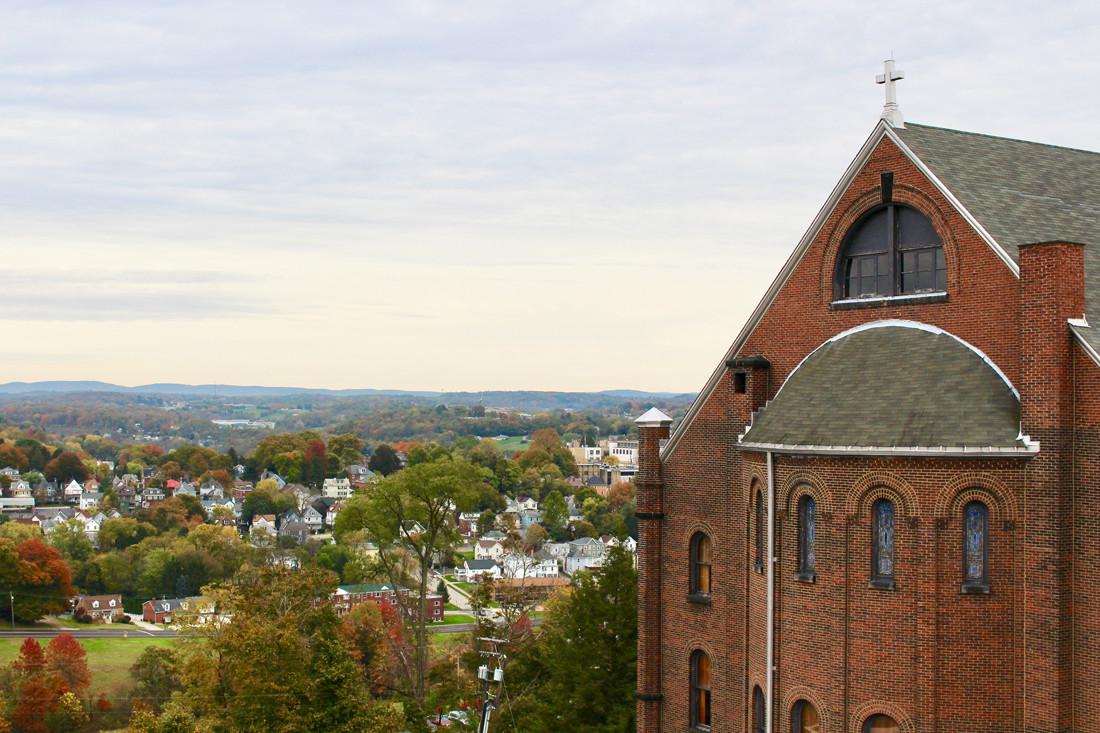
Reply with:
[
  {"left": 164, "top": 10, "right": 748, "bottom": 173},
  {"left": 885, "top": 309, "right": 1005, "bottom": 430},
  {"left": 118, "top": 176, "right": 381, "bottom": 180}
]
[{"left": 0, "top": 627, "right": 179, "bottom": 639}]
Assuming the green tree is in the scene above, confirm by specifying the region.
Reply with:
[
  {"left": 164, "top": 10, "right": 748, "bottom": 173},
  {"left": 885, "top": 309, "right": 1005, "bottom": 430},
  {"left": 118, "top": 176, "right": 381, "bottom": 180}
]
[
  {"left": 326, "top": 433, "right": 365, "bottom": 468},
  {"left": 333, "top": 456, "right": 479, "bottom": 703},
  {"left": 129, "top": 646, "right": 183, "bottom": 712},
  {"left": 503, "top": 544, "right": 638, "bottom": 732},
  {"left": 366, "top": 444, "right": 400, "bottom": 476},
  {"left": 541, "top": 490, "right": 568, "bottom": 541}
]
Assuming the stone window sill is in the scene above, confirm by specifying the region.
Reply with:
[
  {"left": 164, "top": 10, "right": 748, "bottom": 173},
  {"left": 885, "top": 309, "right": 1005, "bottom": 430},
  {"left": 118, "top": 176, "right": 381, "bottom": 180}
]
[
  {"left": 687, "top": 593, "right": 712, "bottom": 606},
  {"left": 796, "top": 571, "right": 816, "bottom": 584},
  {"left": 831, "top": 292, "right": 948, "bottom": 311},
  {"left": 960, "top": 581, "right": 991, "bottom": 594},
  {"left": 868, "top": 578, "right": 896, "bottom": 590}
]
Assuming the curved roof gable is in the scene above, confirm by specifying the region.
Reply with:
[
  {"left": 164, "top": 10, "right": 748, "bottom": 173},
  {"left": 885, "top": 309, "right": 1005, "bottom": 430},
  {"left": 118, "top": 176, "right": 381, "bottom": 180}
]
[{"left": 739, "top": 322, "right": 1035, "bottom": 456}]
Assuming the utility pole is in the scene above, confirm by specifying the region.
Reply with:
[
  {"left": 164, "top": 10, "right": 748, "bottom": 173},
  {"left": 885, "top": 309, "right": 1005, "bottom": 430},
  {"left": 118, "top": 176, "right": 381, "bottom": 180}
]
[
  {"left": 476, "top": 636, "right": 508, "bottom": 733},
  {"left": 9, "top": 590, "right": 14, "bottom": 628}
]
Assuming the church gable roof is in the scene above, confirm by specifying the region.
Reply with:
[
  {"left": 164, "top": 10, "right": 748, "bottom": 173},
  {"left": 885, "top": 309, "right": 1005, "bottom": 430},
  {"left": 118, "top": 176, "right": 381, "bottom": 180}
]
[
  {"left": 893, "top": 124, "right": 1100, "bottom": 359},
  {"left": 739, "top": 322, "right": 1031, "bottom": 455},
  {"left": 663, "top": 120, "right": 1100, "bottom": 459}
]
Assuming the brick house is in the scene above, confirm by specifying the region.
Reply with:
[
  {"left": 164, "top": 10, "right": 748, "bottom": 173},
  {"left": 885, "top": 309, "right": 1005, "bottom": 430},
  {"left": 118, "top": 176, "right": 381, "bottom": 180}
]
[
  {"left": 636, "top": 93, "right": 1100, "bottom": 731},
  {"left": 73, "top": 594, "right": 125, "bottom": 623},
  {"left": 331, "top": 583, "right": 444, "bottom": 623}
]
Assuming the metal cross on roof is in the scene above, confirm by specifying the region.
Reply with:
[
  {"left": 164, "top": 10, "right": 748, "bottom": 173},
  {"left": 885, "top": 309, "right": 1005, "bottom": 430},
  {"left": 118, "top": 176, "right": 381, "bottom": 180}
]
[{"left": 876, "top": 59, "right": 905, "bottom": 128}]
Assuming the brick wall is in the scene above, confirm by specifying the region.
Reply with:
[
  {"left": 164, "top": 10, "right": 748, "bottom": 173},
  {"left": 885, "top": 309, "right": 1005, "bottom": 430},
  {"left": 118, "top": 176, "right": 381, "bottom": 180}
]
[{"left": 640, "top": 131, "right": 1094, "bottom": 732}]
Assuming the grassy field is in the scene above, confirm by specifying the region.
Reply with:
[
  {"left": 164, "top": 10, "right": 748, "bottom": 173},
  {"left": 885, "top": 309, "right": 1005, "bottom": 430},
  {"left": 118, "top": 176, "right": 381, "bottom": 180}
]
[
  {"left": 493, "top": 435, "right": 530, "bottom": 452},
  {"left": 0, "top": 636, "right": 178, "bottom": 700},
  {"left": 439, "top": 614, "right": 476, "bottom": 625}
]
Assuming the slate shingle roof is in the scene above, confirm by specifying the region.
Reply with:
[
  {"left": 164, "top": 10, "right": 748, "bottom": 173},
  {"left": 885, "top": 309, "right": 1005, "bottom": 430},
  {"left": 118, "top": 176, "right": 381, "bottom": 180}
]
[
  {"left": 740, "top": 323, "right": 1026, "bottom": 451},
  {"left": 895, "top": 123, "right": 1100, "bottom": 355}
]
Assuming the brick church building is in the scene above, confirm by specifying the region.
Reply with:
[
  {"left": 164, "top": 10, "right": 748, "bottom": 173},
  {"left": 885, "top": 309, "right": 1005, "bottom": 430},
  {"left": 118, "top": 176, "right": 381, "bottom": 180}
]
[{"left": 634, "top": 66, "right": 1100, "bottom": 733}]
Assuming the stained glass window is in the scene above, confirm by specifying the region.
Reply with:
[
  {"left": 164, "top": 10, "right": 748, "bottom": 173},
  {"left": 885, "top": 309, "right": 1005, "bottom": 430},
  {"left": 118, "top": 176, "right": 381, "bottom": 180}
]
[
  {"left": 754, "top": 490, "right": 765, "bottom": 572},
  {"left": 753, "top": 686, "right": 766, "bottom": 733},
  {"left": 691, "top": 650, "right": 711, "bottom": 729},
  {"left": 871, "top": 498, "right": 895, "bottom": 587},
  {"left": 799, "top": 496, "right": 816, "bottom": 579},
  {"left": 962, "top": 500, "right": 990, "bottom": 592}
]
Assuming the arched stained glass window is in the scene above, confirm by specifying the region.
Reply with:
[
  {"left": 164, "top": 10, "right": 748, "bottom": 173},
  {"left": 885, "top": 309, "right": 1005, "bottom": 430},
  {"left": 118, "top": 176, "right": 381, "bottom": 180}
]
[
  {"left": 754, "top": 490, "right": 765, "bottom": 572},
  {"left": 863, "top": 713, "right": 900, "bottom": 733},
  {"left": 962, "top": 500, "right": 990, "bottom": 593},
  {"left": 870, "top": 498, "right": 896, "bottom": 589},
  {"left": 798, "top": 495, "right": 816, "bottom": 581},
  {"left": 690, "top": 650, "right": 711, "bottom": 729},
  {"left": 690, "top": 532, "right": 712, "bottom": 597},
  {"left": 792, "top": 700, "right": 821, "bottom": 733}
]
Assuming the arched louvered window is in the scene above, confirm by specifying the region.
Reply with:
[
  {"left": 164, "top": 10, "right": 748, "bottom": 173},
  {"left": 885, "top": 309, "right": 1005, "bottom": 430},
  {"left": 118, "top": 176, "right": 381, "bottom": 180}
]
[
  {"left": 690, "top": 532, "right": 712, "bottom": 598},
  {"left": 962, "top": 500, "right": 990, "bottom": 593},
  {"left": 690, "top": 650, "right": 711, "bottom": 729},
  {"left": 837, "top": 205, "right": 944, "bottom": 299},
  {"left": 863, "top": 713, "right": 901, "bottom": 733},
  {"left": 792, "top": 700, "right": 821, "bottom": 733},
  {"left": 870, "top": 498, "right": 896, "bottom": 589}
]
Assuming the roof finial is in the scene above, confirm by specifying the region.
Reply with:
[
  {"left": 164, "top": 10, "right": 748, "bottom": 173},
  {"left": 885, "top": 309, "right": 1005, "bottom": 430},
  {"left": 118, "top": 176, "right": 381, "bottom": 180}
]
[{"left": 876, "top": 58, "right": 905, "bottom": 128}]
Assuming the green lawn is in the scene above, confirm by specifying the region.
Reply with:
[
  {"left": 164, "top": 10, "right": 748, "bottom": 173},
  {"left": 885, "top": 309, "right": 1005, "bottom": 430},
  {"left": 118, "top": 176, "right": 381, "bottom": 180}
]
[
  {"left": 0, "top": 636, "right": 178, "bottom": 700},
  {"left": 444, "top": 603, "right": 462, "bottom": 611},
  {"left": 453, "top": 582, "right": 476, "bottom": 593},
  {"left": 493, "top": 436, "right": 530, "bottom": 451},
  {"left": 439, "top": 614, "right": 476, "bottom": 625}
]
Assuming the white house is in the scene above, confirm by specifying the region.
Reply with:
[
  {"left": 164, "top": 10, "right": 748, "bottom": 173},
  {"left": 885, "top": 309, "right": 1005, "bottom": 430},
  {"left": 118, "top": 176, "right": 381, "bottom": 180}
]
[
  {"left": 457, "top": 558, "right": 503, "bottom": 583},
  {"left": 79, "top": 492, "right": 103, "bottom": 511},
  {"left": 500, "top": 552, "right": 559, "bottom": 579},
  {"left": 474, "top": 538, "right": 506, "bottom": 561},
  {"left": 64, "top": 480, "right": 83, "bottom": 503},
  {"left": 322, "top": 478, "right": 352, "bottom": 499}
]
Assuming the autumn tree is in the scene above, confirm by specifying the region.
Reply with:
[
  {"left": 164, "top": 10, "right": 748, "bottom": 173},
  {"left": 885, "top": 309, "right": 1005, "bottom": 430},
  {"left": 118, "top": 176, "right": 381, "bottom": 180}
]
[
  {"left": 45, "top": 633, "right": 90, "bottom": 697},
  {"left": 178, "top": 566, "right": 404, "bottom": 732},
  {"left": 541, "top": 490, "right": 569, "bottom": 541},
  {"left": 0, "top": 445, "right": 29, "bottom": 473},
  {"left": 43, "top": 452, "right": 90, "bottom": 484},
  {"left": 0, "top": 539, "right": 73, "bottom": 622},
  {"left": 333, "top": 456, "right": 479, "bottom": 703}
]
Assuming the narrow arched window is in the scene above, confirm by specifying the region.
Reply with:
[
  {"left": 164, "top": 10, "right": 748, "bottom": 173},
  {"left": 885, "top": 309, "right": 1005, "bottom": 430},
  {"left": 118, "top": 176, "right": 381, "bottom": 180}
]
[
  {"left": 753, "top": 686, "right": 766, "bottom": 733},
  {"left": 798, "top": 495, "right": 816, "bottom": 581},
  {"left": 870, "top": 498, "right": 895, "bottom": 589},
  {"left": 690, "top": 532, "right": 712, "bottom": 597},
  {"left": 754, "top": 490, "right": 764, "bottom": 572},
  {"left": 863, "top": 713, "right": 900, "bottom": 732},
  {"left": 792, "top": 700, "right": 821, "bottom": 733},
  {"left": 690, "top": 650, "right": 711, "bottom": 729},
  {"left": 962, "top": 500, "right": 990, "bottom": 593},
  {"left": 837, "top": 204, "right": 944, "bottom": 299}
]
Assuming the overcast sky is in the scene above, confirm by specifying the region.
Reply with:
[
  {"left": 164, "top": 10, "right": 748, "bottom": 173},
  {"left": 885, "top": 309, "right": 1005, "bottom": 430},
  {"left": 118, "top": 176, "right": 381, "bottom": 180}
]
[{"left": 1, "top": 1, "right": 1098, "bottom": 393}]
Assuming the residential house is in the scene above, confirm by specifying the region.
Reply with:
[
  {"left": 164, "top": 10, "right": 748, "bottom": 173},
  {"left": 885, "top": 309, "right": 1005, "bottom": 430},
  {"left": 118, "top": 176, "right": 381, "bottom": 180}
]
[
  {"left": 332, "top": 583, "right": 444, "bottom": 623},
  {"left": 457, "top": 558, "right": 503, "bottom": 583},
  {"left": 74, "top": 594, "right": 125, "bottom": 623},
  {"left": 474, "top": 537, "right": 506, "bottom": 561},
  {"left": 322, "top": 477, "right": 352, "bottom": 499},
  {"left": 63, "top": 480, "right": 83, "bottom": 504},
  {"left": 79, "top": 492, "right": 103, "bottom": 511},
  {"left": 563, "top": 537, "right": 609, "bottom": 576}
]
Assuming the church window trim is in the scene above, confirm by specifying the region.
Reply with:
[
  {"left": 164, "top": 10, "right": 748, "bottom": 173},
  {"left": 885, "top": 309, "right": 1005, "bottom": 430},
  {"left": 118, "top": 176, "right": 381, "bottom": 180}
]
[
  {"left": 690, "top": 650, "right": 711, "bottom": 730},
  {"left": 797, "top": 495, "right": 816, "bottom": 582},
  {"left": 689, "top": 531, "right": 713, "bottom": 604},
  {"left": 869, "top": 498, "right": 896, "bottom": 590},
  {"left": 961, "top": 500, "right": 991, "bottom": 594},
  {"left": 834, "top": 204, "right": 946, "bottom": 302}
]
